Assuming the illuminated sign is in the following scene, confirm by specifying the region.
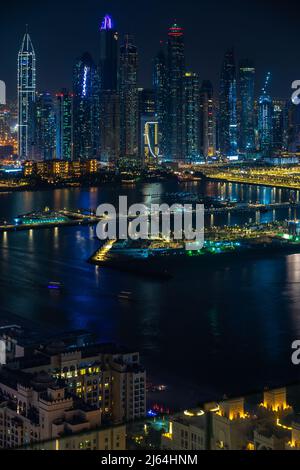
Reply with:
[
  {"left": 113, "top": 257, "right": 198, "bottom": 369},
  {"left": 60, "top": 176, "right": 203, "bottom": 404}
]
[
  {"left": 82, "top": 66, "right": 88, "bottom": 97},
  {"left": 101, "top": 15, "right": 113, "bottom": 31}
]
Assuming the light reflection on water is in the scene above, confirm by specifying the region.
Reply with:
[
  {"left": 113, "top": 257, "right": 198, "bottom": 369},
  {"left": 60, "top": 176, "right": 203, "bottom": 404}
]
[{"left": 0, "top": 181, "right": 300, "bottom": 405}]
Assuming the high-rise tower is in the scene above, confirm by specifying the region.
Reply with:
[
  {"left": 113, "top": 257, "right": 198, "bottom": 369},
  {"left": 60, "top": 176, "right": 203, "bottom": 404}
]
[
  {"left": 239, "top": 60, "right": 255, "bottom": 155},
  {"left": 73, "top": 52, "right": 100, "bottom": 159},
  {"left": 184, "top": 72, "right": 200, "bottom": 161},
  {"left": 18, "top": 30, "right": 36, "bottom": 159},
  {"left": 35, "top": 92, "right": 56, "bottom": 161},
  {"left": 99, "top": 15, "right": 119, "bottom": 91},
  {"left": 153, "top": 43, "right": 168, "bottom": 158},
  {"left": 119, "top": 35, "right": 138, "bottom": 161},
  {"left": 200, "top": 80, "right": 216, "bottom": 159},
  {"left": 166, "top": 23, "right": 185, "bottom": 161},
  {"left": 55, "top": 89, "right": 73, "bottom": 160},
  {"left": 219, "top": 48, "right": 238, "bottom": 158},
  {"left": 258, "top": 73, "right": 273, "bottom": 157},
  {"left": 99, "top": 15, "right": 120, "bottom": 164}
]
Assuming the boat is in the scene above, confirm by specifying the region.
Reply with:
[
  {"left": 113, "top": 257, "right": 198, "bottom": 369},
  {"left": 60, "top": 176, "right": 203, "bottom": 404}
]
[
  {"left": 15, "top": 208, "right": 69, "bottom": 226},
  {"left": 118, "top": 291, "right": 133, "bottom": 301},
  {"left": 48, "top": 282, "right": 63, "bottom": 290}
]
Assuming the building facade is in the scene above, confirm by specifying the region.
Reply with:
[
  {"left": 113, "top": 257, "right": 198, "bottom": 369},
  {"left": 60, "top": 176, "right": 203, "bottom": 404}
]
[
  {"left": 99, "top": 15, "right": 120, "bottom": 164},
  {"left": 35, "top": 92, "right": 56, "bottom": 161},
  {"left": 199, "top": 80, "right": 216, "bottom": 159},
  {"left": 119, "top": 35, "right": 139, "bottom": 162},
  {"left": 153, "top": 44, "right": 168, "bottom": 158},
  {"left": 55, "top": 90, "right": 73, "bottom": 161},
  {"left": 239, "top": 60, "right": 255, "bottom": 155},
  {"left": 18, "top": 31, "right": 36, "bottom": 159},
  {"left": 184, "top": 72, "right": 200, "bottom": 161},
  {"left": 258, "top": 93, "right": 273, "bottom": 156},
  {"left": 219, "top": 48, "right": 238, "bottom": 158},
  {"left": 73, "top": 53, "right": 100, "bottom": 160},
  {"left": 166, "top": 23, "right": 186, "bottom": 162}
]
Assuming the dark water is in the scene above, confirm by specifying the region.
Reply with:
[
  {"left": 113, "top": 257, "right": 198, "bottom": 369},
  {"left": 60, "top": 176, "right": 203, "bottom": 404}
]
[{"left": 1, "top": 180, "right": 300, "bottom": 408}]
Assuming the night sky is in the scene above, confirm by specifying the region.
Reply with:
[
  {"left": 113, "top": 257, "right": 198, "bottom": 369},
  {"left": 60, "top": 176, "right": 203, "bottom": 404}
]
[{"left": 1, "top": 0, "right": 300, "bottom": 101}]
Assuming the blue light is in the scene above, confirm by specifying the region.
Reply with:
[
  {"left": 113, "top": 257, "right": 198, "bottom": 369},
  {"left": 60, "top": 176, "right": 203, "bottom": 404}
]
[
  {"left": 101, "top": 15, "right": 113, "bottom": 31},
  {"left": 82, "top": 66, "right": 88, "bottom": 97},
  {"left": 147, "top": 410, "right": 158, "bottom": 418}
]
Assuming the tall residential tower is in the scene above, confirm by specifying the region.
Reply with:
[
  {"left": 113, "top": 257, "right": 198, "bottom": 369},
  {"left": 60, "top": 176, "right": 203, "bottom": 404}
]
[
  {"left": 99, "top": 15, "right": 120, "bottom": 164},
  {"left": 219, "top": 48, "right": 238, "bottom": 158},
  {"left": 200, "top": 80, "right": 216, "bottom": 159},
  {"left": 153, "top": 43, "right": 168, "bottom": 158},
  {"left": 239, "top": 60, "right": 255, "bottom": 155},
  {"left": 119, "top": 35, "right": 138, "bottom": 162},
  {"left": 73, "top": 52, "right": 100, "bottom": 159},
  {"left": 166, "top": 23, "right": 186, "bottom": 161}
]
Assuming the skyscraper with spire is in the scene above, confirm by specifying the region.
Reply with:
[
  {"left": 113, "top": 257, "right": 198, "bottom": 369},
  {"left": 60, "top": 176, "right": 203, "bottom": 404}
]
[{"left": 18, "top": 29, "right": 36, "bottom": 159}]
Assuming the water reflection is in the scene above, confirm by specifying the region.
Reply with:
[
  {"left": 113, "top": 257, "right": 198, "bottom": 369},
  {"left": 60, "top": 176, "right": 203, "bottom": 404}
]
[{"left": 0, "top": 181, "right": 300, "bottom": 401}]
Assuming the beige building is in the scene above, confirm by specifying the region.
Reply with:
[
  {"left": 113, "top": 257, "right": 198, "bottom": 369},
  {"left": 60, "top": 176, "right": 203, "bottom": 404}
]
[
  {"left": 162, "top": 411, "right": 206, "bottom": 450},
  {"left": 1, "top": 333, "right": 146, "bottom": 425},
  {"left": 0, "top": 369, "right": 101, "bottom": 449},
  {"left": 28, "top": 425, "right": 126, "bottom": 451}
]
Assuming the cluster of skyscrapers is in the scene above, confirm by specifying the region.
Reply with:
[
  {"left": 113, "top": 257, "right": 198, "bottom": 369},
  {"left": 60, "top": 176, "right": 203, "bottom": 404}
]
[{"left": 16, "top": 16, "right": 296, "bottom": 166}]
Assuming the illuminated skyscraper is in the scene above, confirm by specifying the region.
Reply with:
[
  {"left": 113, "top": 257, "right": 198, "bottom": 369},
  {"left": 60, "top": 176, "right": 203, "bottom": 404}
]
[
  {"left": 153, "top": 43, "right": 168, "bottom": 158},
  {"left": 288, "top": 102, "right": 300, "bottom": 152},
  {"left": 258, "top": 94, "right": 273, "bottom": 156},
  {"left": 99, "top": 15, "right": 119, "bottom": 91},
  {"left": 219, "top": 48, "right": 238, "bottom": 158},
  {"left": 239, "top": 60, "right": 255, "bottom": 154},
  {"left": 18, "top": 30, "right": 36, "bottom": 159},
  {"left": 35, "top": 92, "right": 56, "bottom": 161},
  {"left": 55, "top": 89, "right": 73, "bottom": 160},
  {"left": 184, "top": 72, "right": 200, "bottom": 161},
  {"left": 73, "top": 52, "right": 100, "bottom": 159},
  {"left": 99, "top": 15, "right": 120, "bottom": 164},
  {"left": 272, "top": 99, "right": 288, "bottom": 153},
  {"left": 258, "top": 72, "right": 273, "bottom": 156},
  {"left": 119, "top": 35, "right": 138, "bottom": 161},
  {"left": 200, "top": 80, "right": 216, "bottom": 159},
  {"left": 166, "top": 23, "right": 185, "bottom": 161}
]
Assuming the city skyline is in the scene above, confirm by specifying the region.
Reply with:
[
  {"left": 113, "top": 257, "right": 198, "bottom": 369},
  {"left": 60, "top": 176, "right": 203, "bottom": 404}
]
[
  {"left": 6, "top": 12, "right": 296, "bottom": 164},
  {"left": 1, "top": 0, "right": 300, "bottom": 101}
]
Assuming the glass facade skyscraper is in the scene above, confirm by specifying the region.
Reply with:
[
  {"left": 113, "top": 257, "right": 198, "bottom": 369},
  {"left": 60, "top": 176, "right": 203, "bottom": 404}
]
[
  {"left": 153, "top": 43, "right": 168, "bottom": 159},
  {"left": 239, "top": 60, "right": 255, "bottom": 155},
  {"left": 200, "top": 80, "right": 215, "bottom": 159},
  {"left": 272, "top": 99, "right": 288, "bottom": 153},
  {"left": 18, "top": 31, "right": 36, "bottom": 159},
  {"left": 119, "top": 35, "right": 138, "bottom": 161},
  {"left": 73, "top": 52, "right": 100, "bottom": 159},
  {"left": 35, "top": 92, "right": 56, "bottom": 161},
  {"left": 55, "top": 89, "right": 73, "bottom": 161},
  {"left": 184, "top": 72, "right": 200, "bottom": 161},
  {"left": 258, "top": 93, "right": 273, "bottom": 156},
  {"left": 219, "top": 48, "right": 238, "bottom": 158},
  {"left": 166, "top": 23, "right": 185, "bottom": 162},
  {"left": 99, "top": 15, "right": 119, "bottom": 91},
  {"left": 99, "top": 15, "right": 120, "bottom": 164}
]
